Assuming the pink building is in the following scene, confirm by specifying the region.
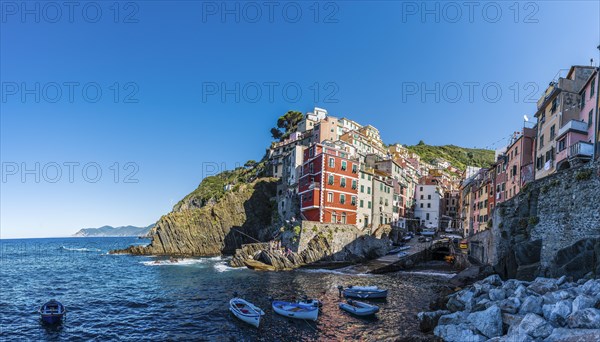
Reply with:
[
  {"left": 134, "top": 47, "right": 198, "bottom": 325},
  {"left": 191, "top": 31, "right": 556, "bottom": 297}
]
[{"left": 556, "top": 70, "right": 597, "bottom": 170}]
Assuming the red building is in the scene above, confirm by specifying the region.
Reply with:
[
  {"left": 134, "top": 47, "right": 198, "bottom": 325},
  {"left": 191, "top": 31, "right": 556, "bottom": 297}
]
[{"left": 299, "top": 143, "right": 359, "bottom": 225}]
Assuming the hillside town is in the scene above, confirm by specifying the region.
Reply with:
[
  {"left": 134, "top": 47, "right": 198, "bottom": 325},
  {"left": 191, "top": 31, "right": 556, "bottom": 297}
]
[{"left": 267, "top": 64, "right": 600, "bottom": 240}]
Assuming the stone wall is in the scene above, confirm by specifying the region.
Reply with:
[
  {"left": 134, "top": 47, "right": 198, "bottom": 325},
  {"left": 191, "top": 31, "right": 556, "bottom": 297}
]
[
  {"left": 297, "top": 221, "right": 362, "bottom": 253},
  {"left": 470, "top": 162, "right": 600, "bottom": 280}
]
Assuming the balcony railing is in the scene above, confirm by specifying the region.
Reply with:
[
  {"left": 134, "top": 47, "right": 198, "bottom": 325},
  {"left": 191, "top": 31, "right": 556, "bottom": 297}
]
[
  {"left": 569, "top": 141, "right": 593, "bottom": 159},
  {"left": 558, "top": 120, "right": 588, "bottom": 138}
]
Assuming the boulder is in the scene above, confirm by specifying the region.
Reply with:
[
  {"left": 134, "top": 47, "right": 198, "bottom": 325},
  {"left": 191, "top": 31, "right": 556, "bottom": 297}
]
[
  {"left": 498, "top": 297, "right": 521, "bottom": 314},
  {"left": 519, "top": 295, "right": 543, "bottom": 315},
  {"left": 501, "top": 313, "right": 524, "bottom": 331},
  {"left": 433, "top": 324, "right": 486, "bottom": 342},
  {"left": 556, "top": 275, "right": 568, "bottom": 286},
  {"left": 510, "top": 313, "right": 554, "bottom": 339},
  {"left": 566, "top": 308, "right": 600, "bottom": 329},
  {"left": 528, "top": 277, "right": 558, "bottom": 295},
  {"left": 467, "top": 305, "right": 503, "bottom": 338},
  {"left": 472, "top": 298, "right": 492, "bottom": 312},
  {"left": 482, "top": 274, "right": 503, "bottom": 287},
  {"left": 446, "top": 295, "right": 465, "bottom": 313},
  {"left": 417, "top": 310, "right": 450, "bottom": 332},
  {"left": 489, "top": 288, "right": 506, "bottom": 301},
  {"left": 543, "top": 300, "right": 572, "bottom": 326},
  {"left": 571, "top": 295, "right": 596, "bottom": 314},
  {"left": 438, "top": 311, "right": 468, "bottom": 326},
  {"left": 513, "top": 284, "right": 530, "bottom": 299},
  {"left": 544, "top": 328, "right": 600, "bottom": 342},
  {"left": 580, "top": 279, "right": 600, "bottom": 297}
]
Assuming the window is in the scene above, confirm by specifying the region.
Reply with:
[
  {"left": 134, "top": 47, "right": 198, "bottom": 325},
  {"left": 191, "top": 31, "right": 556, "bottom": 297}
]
[
  {"left": 420, "top": 203, "right": 424, "bottom": 208},
  {"left": 328, "top": 175, "right": 334, "bottom": 185},
  {"left": 539, "top": 135, "right": 544, "bottom": 149},
  {"left": 360, "top": 185, "right": 364, "bottom": 193},
  {"left": 512, "top": 165, "right": 517, "bottom": 178},
  {"left": 581, "top": 91, "right": 586, "bottom": 109},
  {"left": 551, "top": 97, "right": 558, "bottom": 113},
  {"left": 550, "top": 125, "right": 555, "bottom": 140},
  {"left": 591, "top": 78, "right": 596, "bottom": 97},
  {"left": 515, "top": 147, "right": 519, "bottom": 155},
  {"left": 341, "top": 177, "right": 347, "bottom": 187},
  {"left": 380, "top": 183, "right": 383, "bottom": 191},
  {"left": 352, "top": 180, "right": 357, "bottom": 189},
  {"left": 341, "top": 212, "right": 346, "bottom": 224},
  {"left": 329, "top": 158, "right": 335, "bottom": 168},
  {"left": 328, "top": 192, "right": 333, "bottom": 202},
  {"left": 309, "top": 163, "right": 313, "bottom": 174},
  {"left": 385, "top": 199, "right": 389, "bottom": 206},
  {"left": 352, "top": 164, "right": 358, "bottom": 173},
  {"left": 367, "top": 187, "right": 371, "bottom": 195},
  {"left": 420, "top": 186, "right": 423, "bottom": 191},
  {"left": 368, "top": 175, "right": 372, "bottom": 181},
  {"left": 360, "top": 200, "right": 364, "bottom": 208},
  {"left": 340, "top": 194, "right": 346, "bottom": 204},
  {"left": 589, "top": 110, "right": 594, "bottom": 128},
  {"left": 428, "top": 195, "right": 431, "bottom": 200},
  {"left": 558, "top": 139, "right": 566, "bottom": 152},
  {"left": 332, "top": 212, "right": 337, "bottom": 223},
  {"left": 427, "top": 203, "right": 431, "bottom": 208},
  {"left": 368, "top": 201, "right": 372, "bottom": 209},
  {"left": 351, "top": 196, "right": 357, "bottom": 206},
  {"left": 426, "top": 213, "right": 430, "bottom": 220},
  {"left": 361, "top": 173, "right": 365, "bottom": 179},
  {"left": 420, "top": 195, "right": 424, "bottom": 200},
  {"left": 341, "top": 161, "right": 347, "bottom": 171}
]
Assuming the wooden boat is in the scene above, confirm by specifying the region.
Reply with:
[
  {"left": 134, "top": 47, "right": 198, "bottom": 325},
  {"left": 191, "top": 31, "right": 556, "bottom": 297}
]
[
  {"left": 39, "top": 299, "right": 66, "bottom": 325},
  {"left": 339, "top": 285, "right": 388, "bottom": 299},
  {"left": 272, "top": 300, "right": 319, "bottom": 321},
  {"left": 229, "top": 297, "right": 264, "bottom": 328},
  {"left": 339, "top": 300, "right": 379, "bottom": 316}
]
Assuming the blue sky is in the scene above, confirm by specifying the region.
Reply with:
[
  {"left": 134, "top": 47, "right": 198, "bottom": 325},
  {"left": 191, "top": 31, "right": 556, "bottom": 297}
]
[{"left": 1, "top": 1, "right": 599, "bottom": 238}]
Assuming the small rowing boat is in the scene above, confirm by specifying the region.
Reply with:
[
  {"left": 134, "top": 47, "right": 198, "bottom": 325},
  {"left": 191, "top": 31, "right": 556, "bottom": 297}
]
[
  {"left": 229, "top": 297, "right": 264, "bottom": 328},
  {"left": 272, "top": 300, "right": 319, "bottom": 321},
  {"left": 339, "top": 285, "right": 388, "bottom": 299},
  {"left": 39, "top": 299, "right": 66, "bottom": 325},
  {"left": 339, "top": 300, "right": 379, "bottom": 316}
]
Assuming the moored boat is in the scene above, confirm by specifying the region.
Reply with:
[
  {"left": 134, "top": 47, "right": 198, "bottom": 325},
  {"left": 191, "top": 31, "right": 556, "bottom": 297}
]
[
  {"left": 272, "top": 300, "right": 319, "bottom": 321},
  {"left": 39, "top": 299, "right": 66, "bottom": 325},
  {"left": 229, "top": 297, "right": 264, "bottom": 328},
  {"left": 339, "top": 285, "right": 388, "bottom": 299},
  {"left": 339, "top": 300, "right": 379, "bottom": 317}
]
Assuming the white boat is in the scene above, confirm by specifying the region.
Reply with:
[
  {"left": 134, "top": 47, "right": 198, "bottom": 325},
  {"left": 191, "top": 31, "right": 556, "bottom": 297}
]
[
  {"left": 339, "top": 285, "right": 388, "bottom": 299},
  {"left": 229, "top": 297, "right": 265, "bottom": 328},
  {"left": 339, "top": 300, "right": 379, "bottom": 316},
  {"left": 272, "top": 300, "right": 319, "bottom": 321},
  {"left": 397, "top": 251, "right": 409, "bottom": 258}
]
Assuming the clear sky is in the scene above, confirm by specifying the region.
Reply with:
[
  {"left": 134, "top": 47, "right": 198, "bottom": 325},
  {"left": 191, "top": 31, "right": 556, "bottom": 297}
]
[{"left": 1, "top": 1, "right": 599, "bottom": 238}]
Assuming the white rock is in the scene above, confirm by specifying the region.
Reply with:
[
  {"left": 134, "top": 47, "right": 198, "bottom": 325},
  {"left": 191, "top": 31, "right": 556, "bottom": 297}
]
[
  {"left": 512, "top": 313, "right": 554, "bottom": 339},
  {"left": 572, "top": 295, "right": 596, "bottom": 314},
  {"left": 519, "top": 295, "right": 543, "bottom": 315},
  {"left": 542, "top": 300, "right": 572, "bottom": 326},
  {"left": 467, "top": 305, "right": 503, "bottom": 338}
]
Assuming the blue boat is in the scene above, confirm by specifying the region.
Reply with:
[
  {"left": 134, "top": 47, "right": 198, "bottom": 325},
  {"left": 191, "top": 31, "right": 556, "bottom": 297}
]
[
  {"left": 338, "top": 285, "right": 388, "bottom": 299},
  {"left": 39, "top": 300, "right": 66, "bottom": 324}
]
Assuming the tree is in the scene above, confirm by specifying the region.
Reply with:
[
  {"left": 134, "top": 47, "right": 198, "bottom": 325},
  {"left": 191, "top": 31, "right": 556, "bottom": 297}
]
[
  {"left": 269, "top": 110, "right": 304, "bottom": 141},
  {"left": 244, "top": 160, "right": 257, "bottom": 168},
  {"left": 417, "top": 140, "right": 425, "bottom": 146}
]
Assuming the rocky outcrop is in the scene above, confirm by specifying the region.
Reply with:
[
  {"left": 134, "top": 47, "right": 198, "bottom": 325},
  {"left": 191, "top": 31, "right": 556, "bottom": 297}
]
[
  {"left": 230, "top": 230, "right": 390, "bottom": 271},
  {"left": 111, "top": 178, "right": 278, "bottom": 256},
  {"left": 418, "top": 274, "right": 600, "bottom": 341}
]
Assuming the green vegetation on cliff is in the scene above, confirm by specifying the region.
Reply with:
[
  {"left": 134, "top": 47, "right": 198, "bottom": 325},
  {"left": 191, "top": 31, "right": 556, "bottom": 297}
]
[
  {"left": 406, "top": 142, "right": 495, "bottom": 171},
  {"left": 173, "top": 159, "right": 268, "bottom": 212}
]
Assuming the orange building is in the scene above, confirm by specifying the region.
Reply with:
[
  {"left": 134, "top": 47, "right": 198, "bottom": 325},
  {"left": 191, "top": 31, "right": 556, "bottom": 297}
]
[{"left": 299, "top": 143, "right": 359, "bottom": 224}]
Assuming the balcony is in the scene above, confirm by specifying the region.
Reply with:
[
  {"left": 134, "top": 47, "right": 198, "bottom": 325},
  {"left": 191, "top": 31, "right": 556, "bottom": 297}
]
[
  {"left": 569, "top": 142, "right": 593, "bottom": 159},
  {"left": 558, "top": 120, "right": 588, "bottom": 139},
  {"left": 308, "top": 182, "right": 320, "bottom": 190}
]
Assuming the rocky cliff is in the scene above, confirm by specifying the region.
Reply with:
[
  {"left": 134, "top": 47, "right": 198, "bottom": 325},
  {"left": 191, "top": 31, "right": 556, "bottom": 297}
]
[
  {"left": 112, "top": 177, "right": 278, "bottom": 256},
  {"left": 470, "top": 162, "right": 600, "bottom": 281}
]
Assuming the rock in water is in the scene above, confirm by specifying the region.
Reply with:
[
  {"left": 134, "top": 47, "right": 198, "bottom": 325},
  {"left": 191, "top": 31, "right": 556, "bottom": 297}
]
[
  {"left": 467, "top": 305, "right": 503, "bottom": 338},
  {"left": 566, "top": 308, "right": 600, "bottom": 329},
  {"left": 417, "top": 310, "right": 450, "bottom": 332}
]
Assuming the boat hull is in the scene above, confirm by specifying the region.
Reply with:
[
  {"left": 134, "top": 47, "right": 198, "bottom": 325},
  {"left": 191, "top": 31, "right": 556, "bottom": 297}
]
[
  {"left": 339, "top": 301, "right": 379, "bottom": 317},
  {"left": 40, "top": 314, "right": 64, "bottom": 325},
  {"left": 272, "top": 301, "right": 319, "bottom": 321},
  {"left": 229, "top": 298, "right": 263, "bottom": 328},
  {"left": 343, "top": 289, "right": 388, "bottom": 299}
]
